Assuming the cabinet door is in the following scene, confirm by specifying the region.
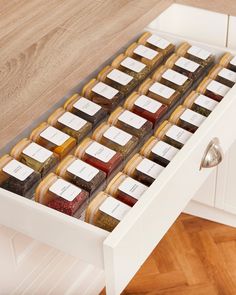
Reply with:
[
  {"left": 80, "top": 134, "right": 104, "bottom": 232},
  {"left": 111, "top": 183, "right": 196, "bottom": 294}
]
[{"left": 215, "top": 140, "right": 236, "bottom": 214}]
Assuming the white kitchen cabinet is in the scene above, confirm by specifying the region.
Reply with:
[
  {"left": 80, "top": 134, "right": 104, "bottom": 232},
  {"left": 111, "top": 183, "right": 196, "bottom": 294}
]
[{"left": 2, "top": 4, "right": 236, "bottom": 295}]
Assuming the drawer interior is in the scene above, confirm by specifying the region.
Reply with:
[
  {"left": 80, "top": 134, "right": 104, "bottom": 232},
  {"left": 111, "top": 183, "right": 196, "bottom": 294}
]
[{"left": 1, "top": 3, "right": 236, "bottom": 295}]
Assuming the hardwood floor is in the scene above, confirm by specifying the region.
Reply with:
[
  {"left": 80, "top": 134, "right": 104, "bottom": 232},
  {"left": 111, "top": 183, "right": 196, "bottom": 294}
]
[{"left": 102, "top": 213, "right": 236, "bottom": 295}]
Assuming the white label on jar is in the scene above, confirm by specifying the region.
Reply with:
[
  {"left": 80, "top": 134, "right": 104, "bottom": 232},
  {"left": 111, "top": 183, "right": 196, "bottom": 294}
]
[
  {"left": 230, "top": 56, "right": 236, "bottom": 66},
  {"left": 147, "top": 35, "right": 170, "bottom": 49},
  {"left": 99, "top": 196, "right": 131, "bottom": 221},
  {"left": 166, "top": 125, "right": 192, "bottom": 144},
  {"left": 180, "top": 109, "right": 206, "bottom": 127},
  {"left": 107, "top": 69, "right": 133, "bottom": 86},
  {"left": 86, "top": 141, "right": 116, "bottom": 163},
  {"left": 149, "top": 82, "right": 175, "bottom": 99},
  {"left": 134, "top": 44, "right": 158, "bottom": 60},
  {"left": 3, "top": 159, "right": 34, "bottom": 181},
  {"left": 134, "top": 95, "right": 163, "bottom": 114},
  {"left": 73, "top": 97, "right": 101, "bottom": 116},
  {"left": 119, "top": 177, "right": 147, "bottom": 200},
  {"left": 40, "top": 126, "right": 70, "bottom": 146},
  {"left": 58, "top": 112, "right": 87, "bottom": 131},
  {"left": 92, "top": 82, "right": 119, "bottom": 100},
  {"left": 207, "top": 80, "right": 230, "bottom": 97},
  {"left": 195, "top": 94, "right": 218, "bottom": 111},
  {"left": 49, "top": 179, "right": 81, "bottom": 201},
  {"left": 23, "top": 142, "right": 53, "bottom": 164},
  {"left": 118, "top": 110, "right": 146, "bottom": 129},
  {"left": 162, "top": 69, "right": 188, "bottom": 86},
  {"left": 136, "top": 158, "right": 164, "bottom": 179},
  {"left": 218, "top": 68, "right": 236, "bottom": 83},
  {"left": 121, "top": 57, "right": 146, "bottom": 73},
  {"left": 103, "top": 126, "right": 132, "bottom": 146},
  {"left": 187, "top": 46, "right": 211, "bottom": 60},
  {"left": 67, "top": 159, "right": 99, "bottom": 182},
  {"left": 175, "top": 57, "right": 199, "bottom": 73},
  {"left": 151, "top": 140, "right": 179, "bottom": 161}
]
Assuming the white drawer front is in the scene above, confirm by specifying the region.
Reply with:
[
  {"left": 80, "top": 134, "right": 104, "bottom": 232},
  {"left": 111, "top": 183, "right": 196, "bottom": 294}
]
[{"left": 103, "top": 85, "right": 236, "bottom": 295}]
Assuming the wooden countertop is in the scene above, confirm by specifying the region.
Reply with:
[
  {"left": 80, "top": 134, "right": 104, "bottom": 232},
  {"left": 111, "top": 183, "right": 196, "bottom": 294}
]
[{"left": 0, "top": 0, "right": 235, "bottom": 151}]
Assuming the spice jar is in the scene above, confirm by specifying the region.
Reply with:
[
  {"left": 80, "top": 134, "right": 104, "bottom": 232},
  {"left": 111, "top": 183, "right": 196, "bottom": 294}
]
[
  {"left": 138, "top": 78, "right": 180, "bottom": 105},
  {"left": 0, "top": 155, "right": 41, "bottom": 198},
  {"left": 47, "top": 108, "right": 92, "bottom": 143},
  {"left": 154, "top": 120, "right": 192, "bottom": 149},
  {"left": 35, "top": 173, "right": 88, "bottom": 217},
  {"left": 92, "top": 123, "right": 138, "bottom": 159},
  {"left": 111, "top": 53, "right": 150, "bottom": 80},
  {"left": 64, "top": 94, "right": 107, "bottom": 126},
  {"left": 82, "top": 79, "right": 124, "bottom": 112},
  {"left": 107, "top": 107, "right": 153, "bottom": 139},
  {"left": 97, "top": 66, "right": 138, "bottom": 95},
  {"left": 138, "top": 32, "right": 175, "bottom": 57},
  {"left": 56, "top": 155, "right": 106, "bottom": 196},
  {"left": 152, "top": 65, "right": 192, "bottom": 93},
  {"left": 208, "top": 64, "right": 236, "bottom": 88},
  {"left": 74, "top": 138, "right": 123, "bottom": 177},
  {"left": 140, "top": 136, "right": 179, "bottom": 167},
  {"left": 169, "top": 105, "right": 206, "bottom": 133},
  {"left": 123, "top": 153, "right": 164, "bottom": 186},
  {"left": 105, "top": 172, "right": 147, "bottom": 207},
  {"left": 10, "top": 138, "right": 58, "bottom": 177},
  {"left": 165, "top": 54, "right": 204, "bottom": 80},
  {"left": 124, "top": 92, "right": 168, "bottom": 125},
  {"left": 176, "top": 42, "right": 214, "bottom": 67},
  {"left": 197, "top": 77, "right": 230, "bottom": 102},
  {"left": 219, "top": 52, "right": 236, "bottom": 72},
  {"left": 183, "top": 91, "right": 218, "bottom": 117},
  {"left": 85, "top": 192, "right": 131, "bottom": 232},
  {"left": 125, "top": 42, "right": 163, "bottom": 69},
  {"left": 30, "top": 122, "right": 76, "bottom": 160}
]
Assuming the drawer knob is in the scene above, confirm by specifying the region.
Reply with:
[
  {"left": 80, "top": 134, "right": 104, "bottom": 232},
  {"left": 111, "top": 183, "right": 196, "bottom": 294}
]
[{"left": 200, "top": 138, "right": 223, "bottom": 170}]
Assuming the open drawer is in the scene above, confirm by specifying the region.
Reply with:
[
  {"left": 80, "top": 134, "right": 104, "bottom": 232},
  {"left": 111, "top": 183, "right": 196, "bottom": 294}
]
[{"left": 1, "top": 4, "right": 236, "bottom": 295}]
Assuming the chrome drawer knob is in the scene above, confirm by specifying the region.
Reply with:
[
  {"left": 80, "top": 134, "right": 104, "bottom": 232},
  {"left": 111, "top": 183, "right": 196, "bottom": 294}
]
[{"left": 200, "top": 138, "right": 223, "bottom": 170}]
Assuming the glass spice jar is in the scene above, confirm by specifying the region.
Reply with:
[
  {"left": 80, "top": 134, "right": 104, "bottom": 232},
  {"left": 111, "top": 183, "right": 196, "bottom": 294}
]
[
  {"left": 140, "top": 136, "right": 179, "bottom": 167},
  {"left": 111, "top": 53, "right": 150, "bottom": 80},
  {"left": 0, "top": 154, "right": 41, "bottom": 198},
  {"left": 74, "top": 137, "right": 123, "bottom": 177},
  {"left": 107, "top": 107, "right": 153, "bottom": 139},
  {"left": 154, "top": 120, "right": 192, "bottom": 149},
  {"left": 85, "top": 192, "right": 131, "bottom": 232},
  {"left": 82, "top": 79, "right": 124, "bottom": 112},
  {"left": 63, "top": 94, "right": 107, "bottom": 126},
  {"left": 47, "top": 108, "right": 92, "bottom": 143},
  {"left": 56, "top": 155, "right": 106, "bottom": 196},
  {"left": 125, "top": 42, "right": 163, "bottom": 69},
  {"left": 123, "top": 153, "right": 164, "bottom": 186},
  {"left": 183, "top": 91, "right": 218, "bottom": 117},
  {"left": 165, "top": 53, "right": 204, "bottom": 80},
  {"left": 138, "top": 78, "right": 180, "bottom": 106},
  {"left": 176, "top": 42, "right": 214, "bottom": 67},
  {"left": 30, "top": 122, "right": 76, "bottom": 160},
  {"left": 124, "top": 92, "right": 168, "bottom": 125},
  {"left": 138, "top": 32, "right": 175, "bottom": 57},
  {"left": 105, "top": 172, "right": 147, "bottom": 207},
  {"left": 152, "top": 65, "right": 192, "bottom": 93},
  {"left": 208, "top": 64, "right": 236, "bottom": 88},
  {"left": 97, "top": 66, "right": 138, "bottom": 95},
  {"left": 197, "top": 77, "right": 230, "bottom": 102},
  {"left": 169, "top": 105, "right": 206, "bottom": 133},
  {"left": 35, "top": 173, "right": 88, "bottom": 217},
  {"left": 10, "top": 138, "right": 58, "bottom": 177},
  {"left": 92, "top": 123, "right": 138, "bottom": 159},
  {"left": 219, "top": 52, "right": 236, "bottom": 72}
]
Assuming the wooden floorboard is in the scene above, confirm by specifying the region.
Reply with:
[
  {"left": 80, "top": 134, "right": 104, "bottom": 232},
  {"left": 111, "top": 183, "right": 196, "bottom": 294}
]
[{"left": 101, "top": 213, "right": 236, "bottom": 295}]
